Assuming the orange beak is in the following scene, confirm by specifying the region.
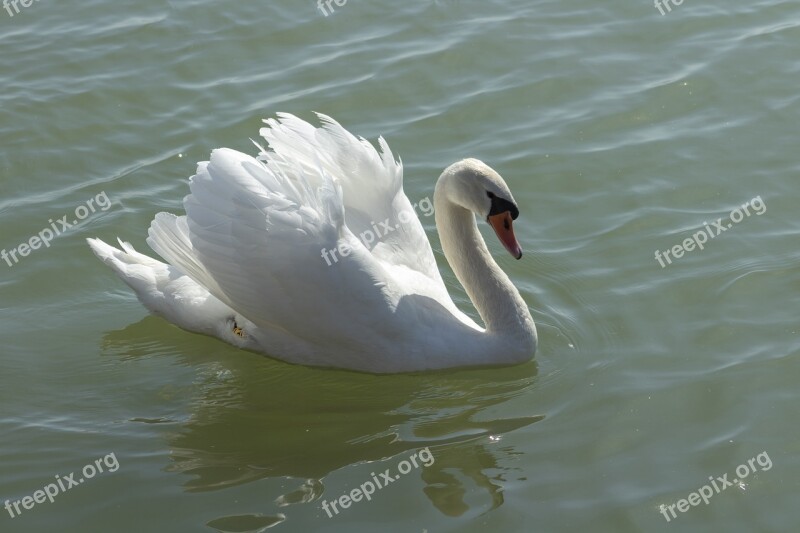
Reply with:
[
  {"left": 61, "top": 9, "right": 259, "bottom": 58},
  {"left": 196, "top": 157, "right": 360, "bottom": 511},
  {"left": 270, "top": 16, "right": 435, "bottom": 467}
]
[{"left": 488, "top": 212, "right": 522, "bottom": 259}]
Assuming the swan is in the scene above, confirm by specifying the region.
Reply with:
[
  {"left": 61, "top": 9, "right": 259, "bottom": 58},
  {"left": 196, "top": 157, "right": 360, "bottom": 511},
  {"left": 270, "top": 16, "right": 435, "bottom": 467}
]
[{"left": 87, "top": 113, "right": 536, "bottom": 372}]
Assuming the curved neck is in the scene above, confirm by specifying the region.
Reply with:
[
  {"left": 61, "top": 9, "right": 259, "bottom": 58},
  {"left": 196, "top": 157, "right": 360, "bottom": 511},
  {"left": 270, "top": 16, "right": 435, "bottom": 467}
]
[{"left": 433, "top": 181, "right": 536, "bottom": 349}]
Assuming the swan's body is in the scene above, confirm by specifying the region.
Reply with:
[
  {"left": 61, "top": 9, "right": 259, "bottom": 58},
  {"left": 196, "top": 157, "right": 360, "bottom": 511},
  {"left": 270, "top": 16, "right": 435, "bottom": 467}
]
[{"left": 88, "top": 114, "right": 536, "bottom": 372}]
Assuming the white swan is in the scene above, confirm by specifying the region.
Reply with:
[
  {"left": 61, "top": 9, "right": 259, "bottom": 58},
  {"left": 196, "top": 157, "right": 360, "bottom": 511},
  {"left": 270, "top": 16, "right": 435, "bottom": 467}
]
[{"left": 88, "top": 114, "right": 536, "bottom": 372}]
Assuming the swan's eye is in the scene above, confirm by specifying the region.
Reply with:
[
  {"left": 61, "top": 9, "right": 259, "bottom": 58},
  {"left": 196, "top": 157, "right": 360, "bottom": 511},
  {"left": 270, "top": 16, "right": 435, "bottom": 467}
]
[{"left": 487, "top": 193, "right": 520, "bottom": 220}]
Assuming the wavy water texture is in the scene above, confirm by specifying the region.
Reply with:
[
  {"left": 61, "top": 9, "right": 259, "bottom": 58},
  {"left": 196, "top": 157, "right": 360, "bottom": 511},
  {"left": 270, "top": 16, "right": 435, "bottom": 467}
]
[{"left": 0, "top": 0, "right": 799, "bottom": 532}]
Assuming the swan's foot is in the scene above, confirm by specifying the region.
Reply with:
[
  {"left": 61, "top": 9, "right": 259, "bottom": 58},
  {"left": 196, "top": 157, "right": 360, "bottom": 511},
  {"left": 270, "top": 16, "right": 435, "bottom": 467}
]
[{"left": 233, "top": 321, "right": 245, "bottom": 337}]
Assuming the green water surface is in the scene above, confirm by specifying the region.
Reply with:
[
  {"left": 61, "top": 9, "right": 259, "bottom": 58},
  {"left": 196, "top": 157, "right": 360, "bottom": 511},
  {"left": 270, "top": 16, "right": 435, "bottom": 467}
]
[{"left": 1, "top": 1, "right": 799, "bottom": 532}]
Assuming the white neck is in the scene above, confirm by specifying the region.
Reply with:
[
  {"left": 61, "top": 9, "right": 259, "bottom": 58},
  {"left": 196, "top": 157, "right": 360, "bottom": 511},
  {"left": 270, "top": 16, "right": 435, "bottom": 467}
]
[{"left": 433, "top": 171, "right": 537, "bottom": 357}]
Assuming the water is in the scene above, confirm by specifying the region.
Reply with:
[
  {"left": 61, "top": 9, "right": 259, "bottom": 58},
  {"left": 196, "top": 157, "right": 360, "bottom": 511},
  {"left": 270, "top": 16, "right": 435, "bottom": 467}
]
[{"left": 1, "top": 0, "right": 799, "bottom": 531}]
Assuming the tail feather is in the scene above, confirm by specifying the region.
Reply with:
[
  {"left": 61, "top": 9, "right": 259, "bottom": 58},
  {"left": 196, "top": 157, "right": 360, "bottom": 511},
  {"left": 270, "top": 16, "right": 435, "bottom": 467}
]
[
  {"left": 146, "top": 212, "right": 224, "bottom": 298},
  {"left": 86, "top": 236, "right": 178, "bottom": 320},
  {"left": 87, "top": 237, "right": 254, "bottom": 342}
]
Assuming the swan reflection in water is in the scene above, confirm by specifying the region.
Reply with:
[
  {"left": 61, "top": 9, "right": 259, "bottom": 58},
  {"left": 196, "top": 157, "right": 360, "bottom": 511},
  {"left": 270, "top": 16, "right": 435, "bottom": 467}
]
[{"left": 103, "top": 317, "right": 543, "bottom": 524}]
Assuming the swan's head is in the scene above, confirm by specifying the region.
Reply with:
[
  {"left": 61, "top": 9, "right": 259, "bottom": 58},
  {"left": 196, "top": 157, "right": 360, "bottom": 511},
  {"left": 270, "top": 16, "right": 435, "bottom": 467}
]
[{"left": 437, "top": 158, "right": 523, "bottom": 259}]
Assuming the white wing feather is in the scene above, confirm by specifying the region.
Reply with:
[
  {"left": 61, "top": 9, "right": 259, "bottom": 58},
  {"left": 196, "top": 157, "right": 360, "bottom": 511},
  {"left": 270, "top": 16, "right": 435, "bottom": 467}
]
[
  {"left": 257, "top": 113, "right": 443, "bottom": 284},
  {"left": 141, "top": 115, "right": 463, "bottom": 367}
]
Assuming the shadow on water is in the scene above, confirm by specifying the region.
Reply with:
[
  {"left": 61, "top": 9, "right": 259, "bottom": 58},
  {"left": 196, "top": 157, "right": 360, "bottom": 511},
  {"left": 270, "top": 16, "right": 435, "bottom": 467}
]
[{"left": 102, "top": 316, "right": 544, "bottom": 526}]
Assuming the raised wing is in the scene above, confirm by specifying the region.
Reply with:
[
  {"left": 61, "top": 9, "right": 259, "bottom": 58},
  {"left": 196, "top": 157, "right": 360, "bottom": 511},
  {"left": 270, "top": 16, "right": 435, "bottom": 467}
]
[
  {"left": 146, "top": 115, "right": 455, "bottom": 357},
  {"left": 257, "top": 113, "right": 443, "bottom": 285}
]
